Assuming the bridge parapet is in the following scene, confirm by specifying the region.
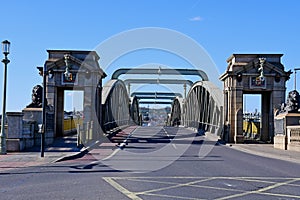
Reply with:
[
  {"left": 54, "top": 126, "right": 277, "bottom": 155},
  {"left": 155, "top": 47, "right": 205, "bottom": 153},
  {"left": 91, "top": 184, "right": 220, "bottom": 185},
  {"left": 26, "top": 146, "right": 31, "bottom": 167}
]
[{"left": 101, "top": 79, "right": 139, "bottom": 134}]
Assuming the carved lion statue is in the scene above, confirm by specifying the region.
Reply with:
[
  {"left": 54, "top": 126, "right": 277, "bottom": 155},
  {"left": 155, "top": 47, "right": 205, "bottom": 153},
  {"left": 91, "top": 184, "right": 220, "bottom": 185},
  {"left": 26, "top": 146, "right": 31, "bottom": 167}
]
[
  {"left": 26, "top": 85, "right": 43, "bottom": 108},
  {"left": 283, "top": 90, "right": 300, "bottom": 113}
]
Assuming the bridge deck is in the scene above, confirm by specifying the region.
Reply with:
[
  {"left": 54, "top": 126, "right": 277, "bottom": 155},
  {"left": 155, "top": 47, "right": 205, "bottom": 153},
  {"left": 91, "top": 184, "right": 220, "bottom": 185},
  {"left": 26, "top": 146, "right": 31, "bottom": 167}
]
[
  {"left": 87, "top": 125, "right": 219, "bottom": 173},
  {"left": 110, "top": 126, "right": 202, "bottom": 146}
]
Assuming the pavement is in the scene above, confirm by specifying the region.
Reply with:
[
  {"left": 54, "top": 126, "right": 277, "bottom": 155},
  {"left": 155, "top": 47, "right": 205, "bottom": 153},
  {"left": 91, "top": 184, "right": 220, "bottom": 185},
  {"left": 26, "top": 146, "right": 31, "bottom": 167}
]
[
  {"left": 227, "top": 143, "right": 300, "bottom": 165},
  {"left": 0, "top": 126, "right": 136, "bottom": 172},
  {"left": 0, "top": 134, "right": 84, "bottom": 172},
  {"left": 1, "top": 128, "right": 300, "bottom": 172}
]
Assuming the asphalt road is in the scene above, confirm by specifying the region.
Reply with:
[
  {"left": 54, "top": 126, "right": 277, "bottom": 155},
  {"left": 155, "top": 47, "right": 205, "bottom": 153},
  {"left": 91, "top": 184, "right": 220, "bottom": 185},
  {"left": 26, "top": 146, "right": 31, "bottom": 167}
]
[{"left": 1, "top": 126, "right": 300, "bottom": 200}]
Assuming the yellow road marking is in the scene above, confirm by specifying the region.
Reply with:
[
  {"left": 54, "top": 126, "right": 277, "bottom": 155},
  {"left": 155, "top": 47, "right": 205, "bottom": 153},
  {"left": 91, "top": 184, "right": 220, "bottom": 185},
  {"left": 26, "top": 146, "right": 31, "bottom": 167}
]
[
  {"left": 216, "top": 178, "right": 300, "bottom": 200},
  {"left": 135, "top": 177, "right": 215, "bottom": 195},
  {"left": 258, "top": 191, "right": 300, "bottom": 199},
  {"left": 109, "top": 176, "right": 299, "bottom": 180},
  {"left": 103, "top": 177, "right": 142, "bottom": 200},
  {"left": 103, "top": 177, "right": 300, "bottom": 200},
  {"left": 216, "top": 190, "right": 300, "bottom": 200},
  {"left": 126, "top": 177, "right": 246, "bottom": 193},
  {"left": 256, "top": 178, "right": 300, "bottom": 192},
  {"left": 185, "top": 183, "right": 245, "bottom": 193},
  {"left": 142, "top": 192, "right": 205, "bottom": 200},
  {"left": 231, "top": 177, "right": 281, "bottom": 184},
  {"left": 125, "top": 177, "right": 179, "bottom": 185}
]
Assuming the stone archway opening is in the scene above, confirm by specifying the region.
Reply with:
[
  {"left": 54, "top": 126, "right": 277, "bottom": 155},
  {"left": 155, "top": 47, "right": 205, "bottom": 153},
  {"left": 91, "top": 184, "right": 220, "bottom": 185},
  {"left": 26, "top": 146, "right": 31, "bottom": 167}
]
[
  {"left": 64, "top": 90, "right": 83, "bottom": 113},
  {"left": 243, "top": 94, "right": 262, "bottom": 142},
  {"left": 54, "top": 87, "right": 84, "bottom": 137},
  {"left": 63, "top": 90, "right": 84, "bottom": 135},
  {"left": 43, "top": 50, "right": 106, "bottom": 142}
]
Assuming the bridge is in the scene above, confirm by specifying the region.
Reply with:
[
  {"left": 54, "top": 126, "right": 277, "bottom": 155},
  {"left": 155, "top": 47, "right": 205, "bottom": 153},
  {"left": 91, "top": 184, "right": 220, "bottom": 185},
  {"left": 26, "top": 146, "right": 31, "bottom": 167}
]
[
  {"left": 2, "top": 50, "right": 298, "bottom": 200},
  {"left": 100, "top": 67, "right": 223, "bottom": 144},
  {"left": 37, "top": 50, "right": 290, "bottom": 150}
]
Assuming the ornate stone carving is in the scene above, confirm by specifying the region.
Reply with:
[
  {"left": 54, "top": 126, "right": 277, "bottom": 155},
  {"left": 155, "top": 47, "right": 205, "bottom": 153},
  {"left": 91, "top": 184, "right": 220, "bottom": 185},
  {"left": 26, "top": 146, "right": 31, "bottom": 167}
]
[
  {"left": 26, "top": 85, "right": 43, "bottom": 108},
  {"left": 258, "top": 57, "right": 266, "bottom": 79},
  {"left": 280, "top": 90, "right": 300, "bottom": 113}
]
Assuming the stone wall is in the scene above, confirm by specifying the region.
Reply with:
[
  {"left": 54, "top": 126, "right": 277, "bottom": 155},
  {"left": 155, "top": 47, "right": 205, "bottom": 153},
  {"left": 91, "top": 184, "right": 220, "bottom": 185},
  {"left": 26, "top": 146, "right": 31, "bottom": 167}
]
[
  {"left": 274, "top": 113, "right": 300, "bottom": 151},
  {"left": 6, "top": 112, "right": 37, "bottom": 151}
]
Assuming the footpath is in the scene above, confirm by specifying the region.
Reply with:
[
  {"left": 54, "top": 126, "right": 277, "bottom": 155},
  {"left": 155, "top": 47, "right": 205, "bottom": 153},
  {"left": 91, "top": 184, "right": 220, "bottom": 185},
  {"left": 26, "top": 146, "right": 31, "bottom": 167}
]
[
  {"left": 1, "top": 128, "right": 300, "bottom": 172},
  {"left": 0, "top": 134, "right": 83, "bottom": 172},
  {"left": 0, "top": 126, "right": 137, "bottom": 172},
  {"left": 227, "top": 143, "right": 300, "bottom": 165}
]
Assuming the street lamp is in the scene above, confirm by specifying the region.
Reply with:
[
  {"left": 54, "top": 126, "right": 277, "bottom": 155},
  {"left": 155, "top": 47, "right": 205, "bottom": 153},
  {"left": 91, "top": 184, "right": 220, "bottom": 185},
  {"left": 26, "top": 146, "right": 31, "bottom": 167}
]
[
  {"left": 37, "top": 66, "right": 53, "bottom": 157},
  {"left": 294, "top": 68, "right": 300, "bottom": 91},
  {"left": 0, "top": 40, "right": 10, "bottom": 154}
]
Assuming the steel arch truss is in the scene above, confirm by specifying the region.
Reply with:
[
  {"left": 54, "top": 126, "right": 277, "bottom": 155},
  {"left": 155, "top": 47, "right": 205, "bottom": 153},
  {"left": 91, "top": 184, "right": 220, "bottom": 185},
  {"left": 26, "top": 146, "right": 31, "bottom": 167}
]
[
  {"left": 102, "top": 80, "right": 132, "bottom": 132},
  {"left": 172, "top": 81, "right": 223, "bottom": 135}
]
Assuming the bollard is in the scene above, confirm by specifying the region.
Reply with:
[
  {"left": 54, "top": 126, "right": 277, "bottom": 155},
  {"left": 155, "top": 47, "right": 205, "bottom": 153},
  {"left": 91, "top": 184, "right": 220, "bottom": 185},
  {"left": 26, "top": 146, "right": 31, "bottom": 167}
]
[
  {"left": 89, "top": 121, "right": 93, "bottom": 140},
  {"left": 76, "top": 124, "right": 81, "bottom": 147},
  {"left": 86, "top": 122, "right": 90, "bottom": 143}
]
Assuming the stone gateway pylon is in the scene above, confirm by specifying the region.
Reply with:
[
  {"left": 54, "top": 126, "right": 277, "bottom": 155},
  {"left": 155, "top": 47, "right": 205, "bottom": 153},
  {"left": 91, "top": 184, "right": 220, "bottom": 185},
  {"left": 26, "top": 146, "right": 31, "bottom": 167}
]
[
  {"left": 43, "top": 50, "right": 106, "bottom": 139},
  {"left": 220, "top": 54, "right": 292, "bottom": 143}
]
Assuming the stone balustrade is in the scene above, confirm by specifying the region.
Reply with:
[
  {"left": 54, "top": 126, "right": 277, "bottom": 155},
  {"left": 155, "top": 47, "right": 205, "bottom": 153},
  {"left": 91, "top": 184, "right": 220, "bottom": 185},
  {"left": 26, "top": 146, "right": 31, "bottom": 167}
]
[{"left": 287, "top": 126, "right": 300, "bottom": 151}]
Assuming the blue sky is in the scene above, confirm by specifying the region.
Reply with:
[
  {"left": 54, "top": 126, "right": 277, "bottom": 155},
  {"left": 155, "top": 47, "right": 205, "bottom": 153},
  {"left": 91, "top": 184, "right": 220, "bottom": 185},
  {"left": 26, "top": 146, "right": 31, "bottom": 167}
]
[{"left": 0, "top": 0, "right": 300, "bottom": 113}]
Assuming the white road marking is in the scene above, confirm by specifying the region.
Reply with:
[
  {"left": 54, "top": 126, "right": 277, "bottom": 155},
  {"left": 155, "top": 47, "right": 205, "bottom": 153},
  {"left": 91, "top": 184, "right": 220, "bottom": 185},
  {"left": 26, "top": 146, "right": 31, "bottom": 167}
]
[{"left": 163, "top": 127, "right": 177, "bottom": 149}]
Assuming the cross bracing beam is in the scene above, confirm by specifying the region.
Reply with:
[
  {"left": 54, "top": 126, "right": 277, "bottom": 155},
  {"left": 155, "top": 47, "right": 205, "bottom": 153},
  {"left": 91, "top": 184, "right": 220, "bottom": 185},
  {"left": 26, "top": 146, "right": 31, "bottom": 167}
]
[
  {"left": 131, "top": 92, "right": 182, "bottom": 98},
  {"left": 139, "top": 101, "right": 172, "bottom": 105},
  {"left": 135, "top": 96, "right": 176, "bottom": 100},
  {"left": 112, "top": 68, "right": 209, "bottom": 81},
  {"left": 124, "top": 79, "right": 193, "bottom": 86}
]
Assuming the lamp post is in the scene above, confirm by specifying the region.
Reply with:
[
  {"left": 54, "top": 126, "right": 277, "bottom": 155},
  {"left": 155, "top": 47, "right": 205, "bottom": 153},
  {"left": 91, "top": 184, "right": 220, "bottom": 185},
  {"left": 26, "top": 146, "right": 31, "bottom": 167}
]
[
  {"left": 37, "top": 66, "right": 51, "bottom": 157},
  {"left": 0, "top": 40, "right": 10, "bottom": 154}
]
